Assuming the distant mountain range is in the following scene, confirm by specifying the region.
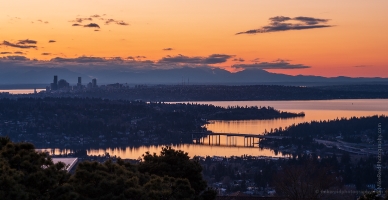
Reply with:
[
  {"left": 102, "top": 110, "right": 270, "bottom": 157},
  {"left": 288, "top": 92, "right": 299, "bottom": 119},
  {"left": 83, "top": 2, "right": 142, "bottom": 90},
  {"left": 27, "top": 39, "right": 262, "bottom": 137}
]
[{"left": 0, "top": 66, "right": 387, "bottom": 86}]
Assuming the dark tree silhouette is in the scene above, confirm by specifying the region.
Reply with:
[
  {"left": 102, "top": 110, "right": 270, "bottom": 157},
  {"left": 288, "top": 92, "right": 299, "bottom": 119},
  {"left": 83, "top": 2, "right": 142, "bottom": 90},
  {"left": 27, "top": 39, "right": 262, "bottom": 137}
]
[
  {"left": 0, "top": 137, "right": 71, "bottom": 199},
  {"left": 0, "top": 138, "right": 217, "bottom": 200},
  {"left": 274, "top": 161, "right": 338, "bottom": 200},
  {"left": 138, "top": 146, "right": 213, "bottom": 196}
]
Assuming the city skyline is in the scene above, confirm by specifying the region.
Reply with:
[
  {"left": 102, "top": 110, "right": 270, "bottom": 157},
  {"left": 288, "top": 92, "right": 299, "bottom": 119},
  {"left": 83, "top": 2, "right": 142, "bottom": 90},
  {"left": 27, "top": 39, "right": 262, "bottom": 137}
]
[{"left": 1, "top": 0, "right": 388, "bottom": 78}]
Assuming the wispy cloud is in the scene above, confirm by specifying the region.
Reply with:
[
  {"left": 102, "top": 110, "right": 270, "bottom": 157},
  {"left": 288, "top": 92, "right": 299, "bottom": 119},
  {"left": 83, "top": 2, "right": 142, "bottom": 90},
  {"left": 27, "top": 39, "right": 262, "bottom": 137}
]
[
  {"left": 1, "top": 56, "right": 30, "bottom": 61},
  {"left": 159, "top": 54, "right": 233, "bottom": 64},
  {"left": 48, "top": 40, "right": 56, "bottom": 43},
  {"left": 233, "top": 58, "right": 245, "bottom": 62},
  {"left": 41, "top": 53, "right": 51, "bottom": 56},
  {"left": 116, "top": 21, "right": 129, "bottom": 26},
  {"left": 72, "top": 18, "right": 93, "bottom": 23},
  {"left": 236, "top": 16, "right": 333, "bottom": 35},
  {"left": 1, "top": 40, "right": 37, "bottom": 49},
  {"left": 105, "top": 19, "right": 129, "bottom": 26},
  {"left": 17, "top": 39, "right": 37, "bottom": 44},
  {"left": 51, "top": 56, "right": 107, "bottom": 63},
  {"left": 163, "top": 48, "right": 174, "bottom": 51},
  {"left": 0, "top": 52, "right": 12, "bottom": 54},
  {"left": 70, "top": 15, "right": 129, "bottom": 28},
  {"left": 37, "top": 19, "right": 49, "bottom": 24},
  {"left": 232, "top": 60, "right": 310, "bottom": 70}
]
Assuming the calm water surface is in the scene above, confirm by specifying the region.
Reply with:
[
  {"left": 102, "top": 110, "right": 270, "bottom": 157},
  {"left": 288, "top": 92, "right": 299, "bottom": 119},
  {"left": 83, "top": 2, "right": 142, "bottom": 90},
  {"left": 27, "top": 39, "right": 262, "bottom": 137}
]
[
  {"left": 49, "top": 99, "right": 388, "bottom": 159},
  {"left": 0, "top": 89, "right": 45, "bottom": 94}
]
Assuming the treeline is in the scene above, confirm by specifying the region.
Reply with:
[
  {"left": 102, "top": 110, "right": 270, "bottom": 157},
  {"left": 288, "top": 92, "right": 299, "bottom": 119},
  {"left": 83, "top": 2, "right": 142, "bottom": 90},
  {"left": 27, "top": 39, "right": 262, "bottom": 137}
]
[
  {"left": 0, "top": 137, "right": 216, "bottom": 200},
  {"left": 206, "top": 105, "right": 304, "bottom": 120},
  {"left": 168, "top": 103, "right": 304, "bottom": 120},
  {"left": 0, "top": 97, "right": 302, "bottom": 147},
  {"left": 265, "top": 115, "right": 388, "bottom": 143}
]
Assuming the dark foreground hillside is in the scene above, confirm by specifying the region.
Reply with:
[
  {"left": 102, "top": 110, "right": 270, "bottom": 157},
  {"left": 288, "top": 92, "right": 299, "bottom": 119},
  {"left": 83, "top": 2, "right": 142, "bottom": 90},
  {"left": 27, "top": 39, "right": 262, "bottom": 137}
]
[{"left": 0, "top": 137, "right": 216, "bottom": 200}]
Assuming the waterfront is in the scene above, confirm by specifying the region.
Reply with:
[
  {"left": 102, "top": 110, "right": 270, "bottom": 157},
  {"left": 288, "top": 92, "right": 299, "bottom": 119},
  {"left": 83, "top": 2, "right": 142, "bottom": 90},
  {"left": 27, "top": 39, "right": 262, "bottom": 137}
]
[
  {"left": 0, "top": 89, "right": 45, "bottom": 94},
  {"left": 42, "top": 99, "right": 388, "bottom": 159}
]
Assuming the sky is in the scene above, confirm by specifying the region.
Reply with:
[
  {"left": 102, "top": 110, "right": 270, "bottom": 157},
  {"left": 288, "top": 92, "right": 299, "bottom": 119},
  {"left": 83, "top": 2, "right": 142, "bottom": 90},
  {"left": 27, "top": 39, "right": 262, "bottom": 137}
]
[{"left": 1, "top": 0, "right": 388, "bottom": 78}]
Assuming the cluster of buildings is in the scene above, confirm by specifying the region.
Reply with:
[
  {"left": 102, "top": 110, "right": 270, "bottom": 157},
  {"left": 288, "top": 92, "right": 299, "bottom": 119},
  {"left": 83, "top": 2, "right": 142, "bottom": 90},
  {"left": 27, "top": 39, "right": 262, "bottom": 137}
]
[{"left": 47, "top": 75, "right": 98, "bottom": 91}]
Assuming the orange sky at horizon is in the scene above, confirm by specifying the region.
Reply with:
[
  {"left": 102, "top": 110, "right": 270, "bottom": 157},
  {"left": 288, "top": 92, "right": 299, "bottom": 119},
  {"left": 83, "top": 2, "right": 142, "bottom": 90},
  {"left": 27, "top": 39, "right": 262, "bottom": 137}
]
[{"left": 1, "top": 0, "right": 388, "bottom": 77}]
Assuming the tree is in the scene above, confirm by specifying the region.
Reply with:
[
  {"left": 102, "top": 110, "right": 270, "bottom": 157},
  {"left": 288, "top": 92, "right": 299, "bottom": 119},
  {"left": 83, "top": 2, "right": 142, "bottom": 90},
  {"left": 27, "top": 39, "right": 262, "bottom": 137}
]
[
  {"left": 138, "top": 146, "right": 207, "bottom": 194},
  {"left": 0, "top": 138, "right": 217, "bottom": 200},
  {"left": 0, "top": 137, "right": 71, "bottom": 200},
  {"left": 68, "top": 159, "right": 197, "bottom": 200},
  {"left": 274, "top": 161, "right": 338, "bottom": 200}
]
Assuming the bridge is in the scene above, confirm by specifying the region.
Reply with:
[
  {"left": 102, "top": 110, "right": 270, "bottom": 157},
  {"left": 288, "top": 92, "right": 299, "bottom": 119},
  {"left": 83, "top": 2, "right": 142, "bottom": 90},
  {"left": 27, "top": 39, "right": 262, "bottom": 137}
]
[{"left": 192, "top": 132, "right": 288, "bottom": 147}]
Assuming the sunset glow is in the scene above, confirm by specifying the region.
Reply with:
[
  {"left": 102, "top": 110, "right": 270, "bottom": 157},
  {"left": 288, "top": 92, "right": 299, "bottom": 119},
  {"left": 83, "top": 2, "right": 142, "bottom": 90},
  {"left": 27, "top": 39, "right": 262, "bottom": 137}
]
[{"left": 1, "top": 0, "right": 388, "bottom": 77}]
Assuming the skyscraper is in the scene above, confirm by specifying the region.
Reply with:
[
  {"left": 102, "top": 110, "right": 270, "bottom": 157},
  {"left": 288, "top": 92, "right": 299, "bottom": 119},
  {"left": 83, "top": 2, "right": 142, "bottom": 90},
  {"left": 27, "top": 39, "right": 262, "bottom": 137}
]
[
  {"left": 77, "top": 77, "right": 82, "bottom": 88},
  {"left": 51, "top": 75, "right": 58, "bottom": 90},
  {"left": 92, "top": 78, "right": 97, "bottom": 88}
]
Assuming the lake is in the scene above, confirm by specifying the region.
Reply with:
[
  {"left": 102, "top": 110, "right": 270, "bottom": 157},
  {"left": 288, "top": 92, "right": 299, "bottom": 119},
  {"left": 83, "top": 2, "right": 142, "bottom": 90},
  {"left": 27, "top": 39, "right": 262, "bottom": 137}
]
[
  {"left": 45, "top": 99, "right": 388, "bottom": 159},
  {"left": 0, "top": 89, "right": 45, "bottom": 94}
]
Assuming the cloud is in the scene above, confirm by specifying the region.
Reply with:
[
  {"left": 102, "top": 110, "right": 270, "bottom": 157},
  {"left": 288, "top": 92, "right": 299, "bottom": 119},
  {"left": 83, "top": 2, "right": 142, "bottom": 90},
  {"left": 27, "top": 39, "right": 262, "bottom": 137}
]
[
  {"left": 84, "top": 23, "right": 100, "bottom": 28},
  {"left": 18, "top": 39, "right": 37, "bottom": 44},
  {"left": 232, "top": 60, "right": 311, "bottom": 70},
  {"left": 204, "top": 54, "right": 234, "bottom": 64},
  {"left": 293, "top": 16, "right": 329, "bottom": 25},
  {"left": 0, "top": 52, "right": 12, "bottom": 54},
  {"left": 72, "top": 18, "right": 93, "bottom": 23},
  {"left": 37, "top": 19, "right": 49, "bottom": 24},
  {"left": 1, "top": 56, "right": 29, "bottom": 61},
  {"left": 105, "top": 19, "right": 115, "bottom": 24},
  {"left": 72, "top": 23, "right": 81, "bottom": 26},
  {"left": 105, "top": 19, "right": 129, "bottom": 26},
  {"left": 269, "top": 16, "right": 292, "bottom": 22},
  {"left": 2, "top": 41, "right": 37, "bottom": 49},
  {"left": 90, "top": 14, "right": 101, "bottom": 18},
  {"left": 163, "top": 48, "right": 174, "bottom": 51},
  {"left": 48, "top": 40, "right": 56, "bottom": 43},
  {"left": 51, "top": 56, "right": 107, "bottom": 63},
  {"left": 159, "top": 54, "right": 233, "bottom": 64},
  {"left": 41, "top": 53, "right": 51, "bottom": 56},
  {"left": 116, "top": 21, "right": 129, "bottom": 26},
  {"left": 14, "top": 51, "right": 24, "bottom": 54},
  {"left": 94, "top": 30, "right": 100, "bottom": 32},
  {"left": 236, "top": 16, "right": 333, "bottom": 35},
  {"left": 233, "top": 58, "right": 245, "bottom": 62}
]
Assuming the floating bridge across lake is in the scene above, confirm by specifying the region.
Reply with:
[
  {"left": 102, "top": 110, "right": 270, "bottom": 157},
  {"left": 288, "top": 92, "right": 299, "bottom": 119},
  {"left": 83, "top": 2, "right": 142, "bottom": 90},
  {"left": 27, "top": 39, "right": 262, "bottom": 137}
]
[{"left": 192, "top": 132, "right": 289, "bottom": 147}]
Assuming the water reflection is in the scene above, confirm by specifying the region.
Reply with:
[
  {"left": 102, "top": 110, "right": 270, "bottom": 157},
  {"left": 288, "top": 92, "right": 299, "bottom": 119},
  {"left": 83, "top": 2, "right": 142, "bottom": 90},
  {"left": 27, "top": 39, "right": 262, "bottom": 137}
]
[
  {"left": 0, "top": 89, "right": 45, "bottom": 94},
  {"left": 40, "top": 144, "right": 282, "bottom": 159},
  {"left": 41, "top": 99, "right": 388, "bottom": 159},
  {"left": 88, "top": 144, "right": 282, "bottom": 159},
  {"left": 205, "top": 110, "right": 387, "bottom": 135}
]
